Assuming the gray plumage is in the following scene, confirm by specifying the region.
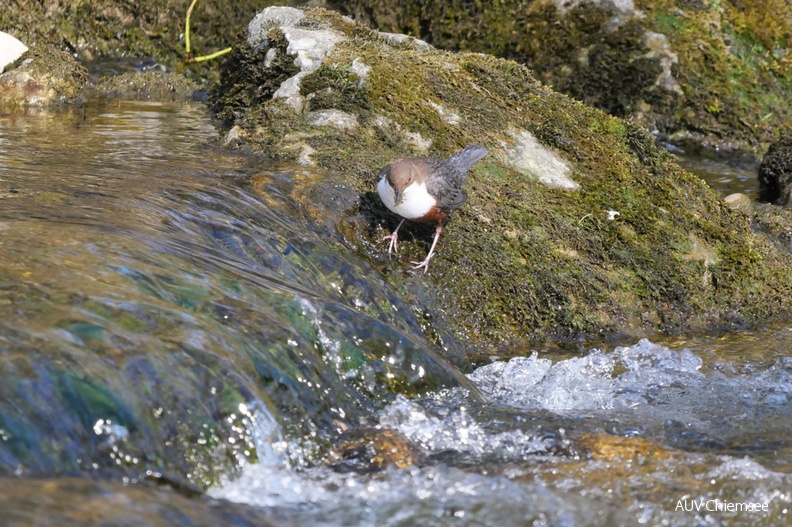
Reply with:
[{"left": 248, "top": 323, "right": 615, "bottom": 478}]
[{"left": 425, "top": 145, "right": 488, "bottom": 211}]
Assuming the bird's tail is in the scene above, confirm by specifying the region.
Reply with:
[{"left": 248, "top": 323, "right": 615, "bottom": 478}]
[{"left": 449, "top": 145, "right": 489, "bottom": 173}]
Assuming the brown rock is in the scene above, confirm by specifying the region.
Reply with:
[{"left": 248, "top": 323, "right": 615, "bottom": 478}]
[
  {"left": 330, "top": 428, "right": 421, "bottom": 472},
  {"left": 578, "top": 432, "right": 672, "bottom": 462},
  {"left": 723, "top": 192, "right": 754, "bottom": 216},
  {"left": 0, "top": 46, "right": 87, "bottom": 108}
]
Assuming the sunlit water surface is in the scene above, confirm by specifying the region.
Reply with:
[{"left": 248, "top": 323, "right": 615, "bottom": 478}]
[
  {"left": 664, "top": 141, "right": 760, "bottom": 198},
  {"left": 0, "top": 103, "right": 790, "bottom": 526}
]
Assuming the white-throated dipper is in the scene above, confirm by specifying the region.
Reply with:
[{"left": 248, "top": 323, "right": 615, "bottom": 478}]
[{"left": 377, "top": 145, "right": 488, "bottom": 272}]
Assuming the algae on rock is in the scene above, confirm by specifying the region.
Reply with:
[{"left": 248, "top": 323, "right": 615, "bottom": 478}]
[
  {"left": 333, "top": 0, "right": 792, "bottom": 153},
  {"left": 758, "top": 134, "right": 792, "bottom": 206},
  {"left": 211, "top": 6, "right": 792, "bottom": 350},
  {"left": 0, "top": 0, "right": 289, "bottom": 83},
  {"left": 0, "top": 47, "right": 88, "bottom": 107}
]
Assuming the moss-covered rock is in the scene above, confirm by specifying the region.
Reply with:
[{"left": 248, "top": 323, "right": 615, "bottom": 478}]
[
  {"left": 89, "top": 71, "right": 201, "bottom": 101},
  {"left": 0, "top": 45, "right": 203, "bottom": 107},
  {"left": 758, "top": 134, "right": 792, "bottom": 205},
  {"left": 754, "top": 202, "right": 792, "bottom": 254},
  {"left": 210, "top": 6, "right": 792, "bottom": 350},
  {"left": 0, "top": 0, "right": 285, "bottom": 83},
  {"left": 1, "top": 0, "right": 327, "bottom": 105},
  {"left": 332, "top": 0, "right": 792, "bottom": 152},
  {"left": 0, "top": 46, "right": 88, "bottom": 107}
]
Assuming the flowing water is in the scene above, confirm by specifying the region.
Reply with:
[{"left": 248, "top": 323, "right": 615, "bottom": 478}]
[
  {"left": 1, "top": 102, "right": 790, "bottom": 526},
  {"left": 663, "top": 141, "right": 760, "bottom": 198}
]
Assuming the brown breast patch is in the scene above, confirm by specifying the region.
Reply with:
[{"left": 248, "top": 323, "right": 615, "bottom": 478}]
[{"left": 415, "top": 205, "right": 447, "bottom": 223}]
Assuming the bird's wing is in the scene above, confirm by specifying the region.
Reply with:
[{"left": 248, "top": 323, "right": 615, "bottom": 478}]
[
  {"left": 435, "top": 185, "right": 467, "bottom": 211},
  {"left": 425, "top": 161, "right": 468, "bottom": 211}
]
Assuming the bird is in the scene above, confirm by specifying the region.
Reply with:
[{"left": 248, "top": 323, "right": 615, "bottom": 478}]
[{"left": 376, "top": 144, "right": 488, "bottom": 272}]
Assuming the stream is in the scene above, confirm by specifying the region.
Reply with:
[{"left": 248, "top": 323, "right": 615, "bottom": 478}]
[{"left": 0, "top": 102, "right": 789, "bottom": 526}]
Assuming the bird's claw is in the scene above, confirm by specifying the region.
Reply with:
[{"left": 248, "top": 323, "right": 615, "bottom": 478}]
[
  {"left": 410, "top": 257, "right": 432, "bottom": 273},
  {"left": 382, "top": 232, "right": 399, "bottom": 254}
]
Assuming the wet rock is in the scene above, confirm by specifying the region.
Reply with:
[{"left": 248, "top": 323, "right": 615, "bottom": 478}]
[
  {"left": 723, "top": 192, "right": 754, "bottom": 216},
  {"left": 211, "top": 6, "right": 792, "bottom": 348},
  {"left": 578, "top": 433, "right": 672, "bottom": 462},
  {"left": 0, "top": 46, "right": 87, "bottom": 107},
  {"left": 330, "top": 428, "right": 421, "bottom": 472},
  {"left": 758, "top": 135, "right": 792, "bottom": 205},
  {"left": 89, "top": 71, "right": 201, "bottom": 101}
]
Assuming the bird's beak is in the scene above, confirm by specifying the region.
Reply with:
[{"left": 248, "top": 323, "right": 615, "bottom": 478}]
[{"left": 394, "top": 189, "right": 403, "bottom": 206}]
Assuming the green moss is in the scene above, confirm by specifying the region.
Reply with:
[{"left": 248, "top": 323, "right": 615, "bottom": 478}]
[
  {"left": 55, "top": 372, "right": 136, "bottom": 431},
  {"left": 588, "top": 116, "right": 629, "bottom": 138},
  {"left": 332, "top": 0, "right": 792, "bottom": 150},
  {"left": 639, "top": 1, "right": 792, "bottom": 148},
  {"left": 210, "top": 30, "right": 301, "bottom": 126},
  {"left": 2, "top": 0, "right": 283, "bottom": 83},
  {"left": 301, "top": 62, "right": 371, "bottom": 113},
  {"left": 728, "top": 0, "right": 792, "bottom": 51}
]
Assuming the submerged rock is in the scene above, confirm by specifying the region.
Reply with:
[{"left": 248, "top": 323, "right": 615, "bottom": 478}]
[
  {"left": 0, "top": 477, "right": 280, "bottom": 526},
  {"left": 578, "top": 433, "right": 672, "bottom": 462},
  {"left": 330, "top": 428, "right": 421, "bottom": 472},
  {"left": 211, "top": 6, "right": 792, "bottom": 348}
]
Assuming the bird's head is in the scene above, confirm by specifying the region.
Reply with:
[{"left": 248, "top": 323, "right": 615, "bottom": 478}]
[{"left": 386, "top": 159, "right": 423, "bottom": 207}]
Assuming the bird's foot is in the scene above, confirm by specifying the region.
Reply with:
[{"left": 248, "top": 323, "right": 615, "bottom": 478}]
[
  {"left": 410, "top": 255, "right": 432, "bottom": 273},
  {"left": 382, "top": 232, "right": 399, "bottom": 254}
]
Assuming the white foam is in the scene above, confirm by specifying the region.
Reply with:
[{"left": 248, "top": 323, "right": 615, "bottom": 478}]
[
  {"left": 468, "top": 338, "right": 792, "bottom": 423},
  {"left": 378, "top": 394, "right": 555, "bottom": 456}
]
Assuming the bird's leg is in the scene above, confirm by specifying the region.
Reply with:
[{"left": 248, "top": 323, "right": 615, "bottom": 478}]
[
  {"left": 382, "top": 219, "right": 405, "bottom": 255},
  {"left": 411, "top": 223, "right": 443, "bottom": 273}
]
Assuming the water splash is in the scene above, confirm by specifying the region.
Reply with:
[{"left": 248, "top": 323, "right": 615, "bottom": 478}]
[
  {"left": 377, "top": 394, "right": 559, "bottom": 458},
  {"left": 469, "top": 338, "right": 790, "bottom": 416}
]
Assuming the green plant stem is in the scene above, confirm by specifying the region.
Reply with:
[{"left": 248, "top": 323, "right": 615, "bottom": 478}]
[
  {"left": 185, "top": 0, "right": 199, "bottom": 55},
  {"left": 191, "top": 48, "right": 233, "bottom": 62}
]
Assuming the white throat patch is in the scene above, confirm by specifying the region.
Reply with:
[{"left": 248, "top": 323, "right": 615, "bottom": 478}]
[{"left": 377, "top": 177, "right": 435, "bottom": 220}]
